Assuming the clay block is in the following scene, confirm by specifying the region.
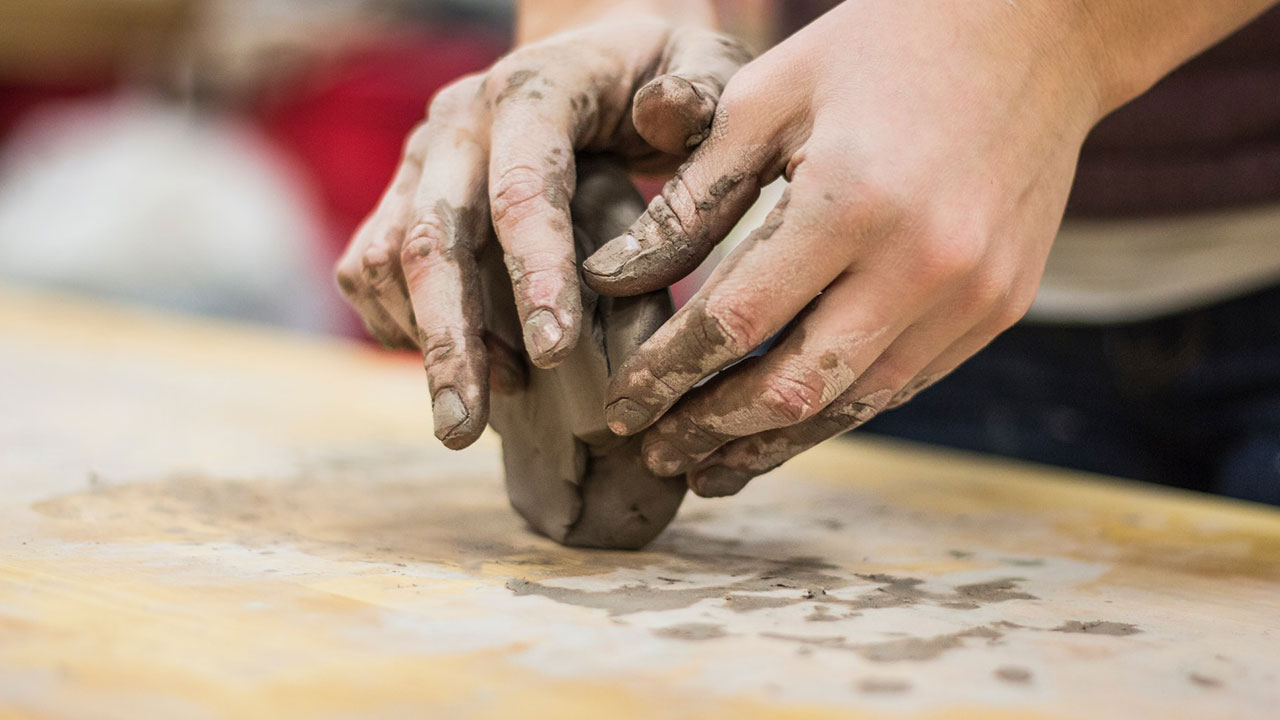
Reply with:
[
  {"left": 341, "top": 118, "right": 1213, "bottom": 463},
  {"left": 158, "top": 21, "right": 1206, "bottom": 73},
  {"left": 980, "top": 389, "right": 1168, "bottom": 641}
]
[{"left": 479, "top": 155, "right": 685, "bottom": 549}]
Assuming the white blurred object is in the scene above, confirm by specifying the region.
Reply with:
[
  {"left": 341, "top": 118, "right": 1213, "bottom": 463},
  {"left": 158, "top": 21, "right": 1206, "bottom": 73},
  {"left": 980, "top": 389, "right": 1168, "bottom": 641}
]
[{"left": 0, "top": 95, "right": 340, "bottom": 332}]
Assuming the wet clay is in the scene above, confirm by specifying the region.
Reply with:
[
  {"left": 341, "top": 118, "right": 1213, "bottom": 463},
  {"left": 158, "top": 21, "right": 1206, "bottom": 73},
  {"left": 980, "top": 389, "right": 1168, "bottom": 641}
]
[{"left": 480, "top": 155, "right": 685, "bottom": 549}]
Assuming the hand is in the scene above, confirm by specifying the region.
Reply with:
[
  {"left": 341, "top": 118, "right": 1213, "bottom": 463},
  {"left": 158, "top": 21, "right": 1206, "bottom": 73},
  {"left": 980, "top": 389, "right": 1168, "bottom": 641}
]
[
  {"left": 334, "top": 17, "right": 750, "bottom": 449},
  {"left": 583, "top": 1, "right": 1110, "bottom": 496}
]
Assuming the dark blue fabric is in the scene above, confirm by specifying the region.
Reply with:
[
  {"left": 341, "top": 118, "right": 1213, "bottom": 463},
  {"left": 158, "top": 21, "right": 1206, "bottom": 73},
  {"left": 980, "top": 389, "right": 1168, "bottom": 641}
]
[{"left": 859, "top": 283, "right": 1280, "bottom": 506}]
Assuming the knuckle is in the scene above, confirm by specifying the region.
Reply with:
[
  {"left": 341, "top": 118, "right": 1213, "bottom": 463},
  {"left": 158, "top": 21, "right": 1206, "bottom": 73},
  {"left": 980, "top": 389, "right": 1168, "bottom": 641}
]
[
  {"left": 671, "top": 414, "right": 729, "bottom": 455},
  {"left": 642, "top": 185, "right": 699, "bottom": 247},
  {"left": 402, "top": 121, "right": 431, "bottom": 156},
  {"left": 360, "top": 241, "right": 398, "bottom": 276},
  {"left": 760, "top": 372, "right": 828, "bottom": 425},
  {"left": 427, "top": 77, "right": 478, "bottom": 118},
  {"left": 916, "top": 234, "right": 985, "bottom": 286},
  {"left": 491, "top": 165, "right": 556, "bottom": 227},
  {"left": 334, "top": 258, "right": 363, "bottom": 299},
  {"left": 717, "top": 69, "right": 762, "bottom": 115},
  {"left": 420, "top": 330, "right": 458, "bottom": 367},
  {"left": 506, "top": 251, "right": 574, "bottom": 296},
  {"left": 401, "top": 216, "right": 453, "bottom": 265},
  {"left": 957, "top": 267, "right": 1010, "bottom": 316},
  {"left": 484, "top": 58, "right": 545, "bottom": 104},
  {"left": 419, "top": 327, "right": 482, "bottom": 370},
  {"left": 801, "top": 173, "right": 906, "bottom": 240},
  {"left": 700, "top": 298, "right": 764, "bottom": 357},
  {"left": 995, "top": 287, "right": 1036, "bottom": 330}
]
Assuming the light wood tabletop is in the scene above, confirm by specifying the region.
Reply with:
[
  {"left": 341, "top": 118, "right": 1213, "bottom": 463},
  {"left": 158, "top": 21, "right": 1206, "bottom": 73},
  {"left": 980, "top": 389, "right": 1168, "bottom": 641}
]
[{"left": 2, "top": 285, "right": 1278, "bottom": 720}]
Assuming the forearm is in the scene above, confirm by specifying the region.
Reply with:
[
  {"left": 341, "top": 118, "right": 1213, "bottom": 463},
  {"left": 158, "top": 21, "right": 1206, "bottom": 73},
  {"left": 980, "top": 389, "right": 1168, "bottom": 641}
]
[
  {"left": 515, "top": 0, "right": 715, "bottom": 45},
  {"left": 1076, "top": 0, "right": 1278, "bottom": 113}
]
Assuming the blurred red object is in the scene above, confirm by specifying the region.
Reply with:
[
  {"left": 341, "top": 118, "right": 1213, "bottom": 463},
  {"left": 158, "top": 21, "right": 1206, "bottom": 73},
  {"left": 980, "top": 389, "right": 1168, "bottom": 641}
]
[{"left": 257, "top": 28, "right": 504, "bottom": 260}]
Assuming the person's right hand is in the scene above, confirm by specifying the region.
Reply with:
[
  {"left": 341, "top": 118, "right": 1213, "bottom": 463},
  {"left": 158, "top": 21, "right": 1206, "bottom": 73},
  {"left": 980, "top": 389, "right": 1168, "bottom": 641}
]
[{"left": 334, "top": 18, "right": 750, "bottom": 450}]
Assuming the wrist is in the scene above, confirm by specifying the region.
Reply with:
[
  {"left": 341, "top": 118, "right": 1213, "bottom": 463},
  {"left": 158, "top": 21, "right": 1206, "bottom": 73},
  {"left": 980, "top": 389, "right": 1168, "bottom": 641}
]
[
  {"left": 1059, "top": 0, "right": 1279, "bottom": 118},
  {"left": 515, "top": 0, "right": 715, "bottom": 45}
]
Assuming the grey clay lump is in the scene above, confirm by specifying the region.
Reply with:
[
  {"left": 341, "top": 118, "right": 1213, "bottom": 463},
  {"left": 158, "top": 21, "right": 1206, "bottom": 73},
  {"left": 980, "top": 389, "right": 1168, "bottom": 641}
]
[{"left": 479, "top": 155, "right": 686, "bottom": 549}]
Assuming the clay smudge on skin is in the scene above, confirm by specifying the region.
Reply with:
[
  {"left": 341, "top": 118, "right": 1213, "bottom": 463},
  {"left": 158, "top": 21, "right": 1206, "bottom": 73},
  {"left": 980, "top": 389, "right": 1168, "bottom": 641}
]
[
  {"left": 887, "top": 372, "right": 947, "bottom": 409},
  {"left": 1052, "top": 620, "right": 1141, "bottom": 636},
  {"left": 601, "top": 210, "right": 812, "bottom": 434},
  {"left": 652, "top": 623, "right": 728, "bottom": 641},
  {"left": 995, "top": 665, "right": 1033, "bottom": 684},
  {"left": 494, "top": 69, "right": 539, "bottom": 106}
]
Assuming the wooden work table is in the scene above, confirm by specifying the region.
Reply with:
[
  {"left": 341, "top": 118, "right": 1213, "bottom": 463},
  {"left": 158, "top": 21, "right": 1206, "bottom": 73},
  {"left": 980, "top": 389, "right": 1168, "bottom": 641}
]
[{"left": 2, "top": 285, "right": 1278, "bottom": 719}]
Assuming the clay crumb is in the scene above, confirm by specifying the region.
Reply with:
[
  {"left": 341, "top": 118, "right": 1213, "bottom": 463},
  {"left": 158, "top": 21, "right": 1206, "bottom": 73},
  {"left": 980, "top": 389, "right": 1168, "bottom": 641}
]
[
  {"left": 652, "top": 623, "right": 727, "bottom": 641},
  {"left": 723, "top": 593, "right": 797, "bottom": 612},
  {"left": 1188, "top": 673, "right": 1222, "bottom": 689},
  {"left": 1052, "top": 620, "right": 1141, "bottom": 636},
  {"left": 856, "top": 678, "right": 912, "bottom": 694},
  {"left": 995, "top": 665, "right": 1033, "bottom": 684},
  {"left": 806, "top": 605, "right": 840, "bottom": 622}
]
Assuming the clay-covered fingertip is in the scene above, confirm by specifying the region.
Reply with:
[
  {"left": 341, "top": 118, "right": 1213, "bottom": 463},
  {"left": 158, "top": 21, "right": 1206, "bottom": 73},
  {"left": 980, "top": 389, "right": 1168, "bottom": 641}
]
[
  {"left": 433, "top": 388, "right": 486, "bottom": 449},
  {"left": 633, "top": 75, "right": 715, "bottom": 156},
  {"left": 689, "top": 465, "right": 752, "bottom": 498},
  {"left": 604, "top": 398, "right": 652, "bottom": 436},
  {"left": 527, "top": 341, "right": 574, "bottom": 370},
  {"left": 522, "top": 309, "right": 578, "bottom": 369},
  {"left": 643, "top": 439, "right": 692, "bottom": 477},
  {"left": 438, "top": 428, "right": 481, "bottom": 451}
]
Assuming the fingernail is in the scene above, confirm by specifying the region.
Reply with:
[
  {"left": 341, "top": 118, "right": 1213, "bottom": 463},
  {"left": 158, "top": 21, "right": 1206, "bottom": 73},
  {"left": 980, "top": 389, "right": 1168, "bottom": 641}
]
[
  {"left": 690, "top": 465, "right": 751, "bottom": 498},
  {"left": 432, "top": 388, "right": 469, "bottom": 440},
  {"left": 644, "top": 440, "right": 689, "bottom": 477},
  {"left": 524, "top": 309, "right": 563, "bottom": 360},
  {"left": 583, "top": 234, "right": 642, "bottom": 278},
  {"left": 605, "top": 398, "right": 652, "bottom": 435}
]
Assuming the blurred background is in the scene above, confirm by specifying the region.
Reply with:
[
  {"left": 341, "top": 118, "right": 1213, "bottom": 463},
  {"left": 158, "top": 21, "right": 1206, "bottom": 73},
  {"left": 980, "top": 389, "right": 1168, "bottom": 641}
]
[{"left": 0, "top": 0, "right": 827, "bottom": 336}]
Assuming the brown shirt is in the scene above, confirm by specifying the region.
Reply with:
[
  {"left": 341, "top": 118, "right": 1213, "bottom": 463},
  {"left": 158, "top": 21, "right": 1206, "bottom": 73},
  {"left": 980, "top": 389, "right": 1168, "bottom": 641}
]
[{"left": 1069, "top": 7, "right": 1280, "bottom": 218}]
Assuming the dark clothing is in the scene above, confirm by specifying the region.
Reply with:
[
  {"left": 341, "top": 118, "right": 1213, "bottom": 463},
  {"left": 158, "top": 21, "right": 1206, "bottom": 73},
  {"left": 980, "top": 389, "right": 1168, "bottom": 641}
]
[
  {"left": 1070, "top": 6, "right": 1280, "bottom": 218},
  {"left": 861, "top": 282, "right": 1280, "bottom": 506}
]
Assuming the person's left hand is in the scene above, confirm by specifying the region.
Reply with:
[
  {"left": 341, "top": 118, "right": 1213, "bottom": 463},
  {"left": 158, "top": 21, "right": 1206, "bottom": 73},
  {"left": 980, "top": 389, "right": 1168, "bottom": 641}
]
[{"left": 581, "top": 1, "right": 1115, "bottom": 497}]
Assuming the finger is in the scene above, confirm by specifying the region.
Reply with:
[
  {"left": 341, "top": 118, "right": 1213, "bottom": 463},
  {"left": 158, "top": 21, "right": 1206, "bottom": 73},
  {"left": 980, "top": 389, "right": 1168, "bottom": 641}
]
[
  {"left": 603, "top": 179, "right": 897, "bottom": 438},
  {"left": 334, "top": 124, "right": 430, "bottom": 348},
  {"left": 336, "top": 255, "right": 414, "bottom": 349},
  {"left": 883, "top": 289, "right": 1033, "bottom": 410},
  {"left": 582, "top": 106, "right": 776, "bottom": 297},
  {"left": 684, "top": 298, "right": 1007, "bottom": 497},
  {"left": 402, "top": 86, "right": 493, "bottom": 449},
  {"left": 633, "top": 28, "right": 752, "bottom": 154},
  {"left": 485, "top": 66, "right": 586, "bottom": 369},
  {"left": 638, "top": 254, "right": 928, "bottom": 476}
]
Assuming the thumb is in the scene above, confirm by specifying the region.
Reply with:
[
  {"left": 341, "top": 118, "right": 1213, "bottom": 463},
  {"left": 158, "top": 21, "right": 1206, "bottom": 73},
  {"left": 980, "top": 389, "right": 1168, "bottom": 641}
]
[
  {"left": 581, "top": 117, "right": 771, "bottom": 297},
  {"left": 632, "top": 27, "right": 752, "bottom": 156}
]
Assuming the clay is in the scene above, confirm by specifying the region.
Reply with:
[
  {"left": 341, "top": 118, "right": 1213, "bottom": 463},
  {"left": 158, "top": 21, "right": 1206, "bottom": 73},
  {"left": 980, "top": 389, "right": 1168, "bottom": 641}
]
[
  {"left": 995, "top": 665, "right": 1034, "bottom": 684},
  {"left": 856, "top": 678, "right": 912, "bottom": 694},
  {"left": 1051, "top": 620, "right": 1141, "bottom": 636},
  {"left": 480, "top": 155, "right": 685, "bottom": 549},
  {"left": 652, "top": 623, "right": 728, "bottom": 641},
  {"left": 505, "top": 568, "right": 1035, "bottom": 617}
]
